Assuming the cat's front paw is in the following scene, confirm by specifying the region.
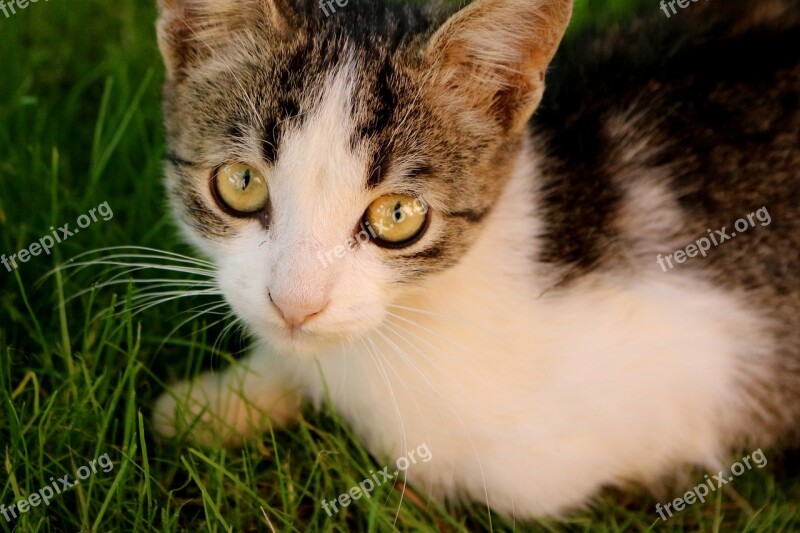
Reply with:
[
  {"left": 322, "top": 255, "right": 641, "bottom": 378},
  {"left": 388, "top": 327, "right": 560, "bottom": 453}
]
[{"left": 153, "top": 371, "right": 301, "bottom": 447}]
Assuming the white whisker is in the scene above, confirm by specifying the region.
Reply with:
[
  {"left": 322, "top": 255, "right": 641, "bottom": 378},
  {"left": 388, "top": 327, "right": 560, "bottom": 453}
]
[
  {"left": 363, "top": 337, "right": 410, "bottom": 527},
  {"left": 383, "top": 311, "right": 494, "bottom": 530}
]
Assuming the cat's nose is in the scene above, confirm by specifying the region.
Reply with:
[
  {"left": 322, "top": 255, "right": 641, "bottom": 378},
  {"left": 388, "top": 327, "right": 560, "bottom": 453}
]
[{"left": 269, "top": 292, "right": 328, "bottom": 328}]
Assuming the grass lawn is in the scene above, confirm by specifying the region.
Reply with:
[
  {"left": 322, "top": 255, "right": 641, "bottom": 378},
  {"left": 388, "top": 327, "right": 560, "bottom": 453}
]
[{"left": 1, "top": 0, "right": 798, "bottom": 531}]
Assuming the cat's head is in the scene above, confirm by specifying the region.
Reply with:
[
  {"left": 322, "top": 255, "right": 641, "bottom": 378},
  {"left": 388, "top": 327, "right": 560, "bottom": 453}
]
[{"left": 156, "top": 0, "right": 572, "bottom": 355}]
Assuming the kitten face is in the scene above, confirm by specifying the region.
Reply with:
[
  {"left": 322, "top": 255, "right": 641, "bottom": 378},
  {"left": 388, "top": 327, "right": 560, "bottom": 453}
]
[{"left": 157, "top": 0, "right": 572, "bottom": 354}]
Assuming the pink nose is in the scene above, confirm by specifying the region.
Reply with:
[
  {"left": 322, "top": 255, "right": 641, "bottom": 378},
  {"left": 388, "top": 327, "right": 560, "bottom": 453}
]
[{"left": 269, "top": 292, "right": 328, "bottom": 328}]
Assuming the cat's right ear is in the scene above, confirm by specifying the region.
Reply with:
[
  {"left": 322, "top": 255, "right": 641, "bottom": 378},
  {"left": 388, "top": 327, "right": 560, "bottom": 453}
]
[
  {"left": 156, "top": 0, "right": 295, "bottom": 81},
  {"left": 424, "top": 0, "right": 573, "bottom": 134}
]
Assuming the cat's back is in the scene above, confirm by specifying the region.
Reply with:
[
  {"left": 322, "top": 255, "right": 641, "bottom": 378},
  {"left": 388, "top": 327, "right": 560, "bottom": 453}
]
[{"left": 533, "top": 0, "right": 800, "bottom": 284}]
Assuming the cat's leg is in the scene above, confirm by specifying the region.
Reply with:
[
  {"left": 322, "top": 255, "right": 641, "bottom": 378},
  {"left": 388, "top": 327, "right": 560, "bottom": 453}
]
[{"left": 153, "top": 346, "right": 302, "bottom": 447}]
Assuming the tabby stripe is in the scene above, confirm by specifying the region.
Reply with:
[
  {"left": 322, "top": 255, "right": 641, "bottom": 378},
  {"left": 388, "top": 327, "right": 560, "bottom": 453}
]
[
  {"left": 167, "top": 154, "right": 197, "bottom": 168},
  {"left": 446, "top": 209, "right": 491, "bottom": 224}
]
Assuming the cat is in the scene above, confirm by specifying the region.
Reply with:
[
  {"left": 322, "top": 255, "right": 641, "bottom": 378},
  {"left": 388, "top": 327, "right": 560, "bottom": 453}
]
[{"left": 152, "top": 0, "right": 800, "bottom": 519}]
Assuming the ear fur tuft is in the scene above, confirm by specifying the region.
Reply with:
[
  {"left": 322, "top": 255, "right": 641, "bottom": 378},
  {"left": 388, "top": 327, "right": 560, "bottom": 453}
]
[
  {"left": 156, "top": 0, "right": 295, "bottom": 80},
  {"left": 425, "top": 0, "right": 573, "bottom": 132}
]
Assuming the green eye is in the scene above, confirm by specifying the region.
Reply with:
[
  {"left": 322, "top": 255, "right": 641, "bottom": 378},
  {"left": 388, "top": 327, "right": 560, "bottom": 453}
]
[
  {"left": 363, "top": 194, "right": 429, "bottom": 247},
  {"left": 213, "top": 163, "right": 269, "bottom": 214}
]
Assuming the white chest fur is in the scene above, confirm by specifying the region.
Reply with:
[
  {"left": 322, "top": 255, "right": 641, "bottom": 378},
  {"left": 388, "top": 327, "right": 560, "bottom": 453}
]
[{"left": 287, "top": 144, "right": 771, "bottom": 517}]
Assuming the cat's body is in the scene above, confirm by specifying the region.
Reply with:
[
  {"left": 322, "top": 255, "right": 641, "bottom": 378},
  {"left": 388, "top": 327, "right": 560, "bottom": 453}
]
[{"left": 153, "top": 0, "right": 800, "bottom": 518}]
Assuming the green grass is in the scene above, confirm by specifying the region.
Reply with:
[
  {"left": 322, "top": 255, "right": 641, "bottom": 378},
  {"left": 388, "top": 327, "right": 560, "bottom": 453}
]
[{"left": 0, "top": 0, "right": 798, "bottom": 531}]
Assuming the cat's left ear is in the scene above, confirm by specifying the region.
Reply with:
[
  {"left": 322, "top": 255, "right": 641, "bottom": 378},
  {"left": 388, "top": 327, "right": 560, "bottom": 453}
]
[
  {"left": 425, "top": 0, "right": 573, "bottom": 133},
  {"left": 157, "top": 0, "right": 296, "bottom": 81}
]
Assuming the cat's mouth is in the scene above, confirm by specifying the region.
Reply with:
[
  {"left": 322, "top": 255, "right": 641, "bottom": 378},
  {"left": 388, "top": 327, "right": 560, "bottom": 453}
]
[{"left": 264, "top": 321, "right": 340, "bottom": 357}]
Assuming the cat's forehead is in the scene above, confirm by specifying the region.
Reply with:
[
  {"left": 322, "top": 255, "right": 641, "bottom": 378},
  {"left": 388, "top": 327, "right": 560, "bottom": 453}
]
[
  {"left": 177, "top": 35, "right": 437, "bottom": 191},
  {"left": 274, "top": 58, "right": 368, "bottom": 201}
]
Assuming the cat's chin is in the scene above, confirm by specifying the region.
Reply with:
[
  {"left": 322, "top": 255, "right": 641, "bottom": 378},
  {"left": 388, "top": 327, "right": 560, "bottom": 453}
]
[{"left": 258, "top": 326, "right": 349, "bottom": 358}]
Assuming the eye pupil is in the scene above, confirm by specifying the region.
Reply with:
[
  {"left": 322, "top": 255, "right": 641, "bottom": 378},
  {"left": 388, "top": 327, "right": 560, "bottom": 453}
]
[
  {"left": 214, "top": 163, "right": 269, "bottom": 215},
  {"left": 363, "top": 194, "right": 428, "bottom": 248}
]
